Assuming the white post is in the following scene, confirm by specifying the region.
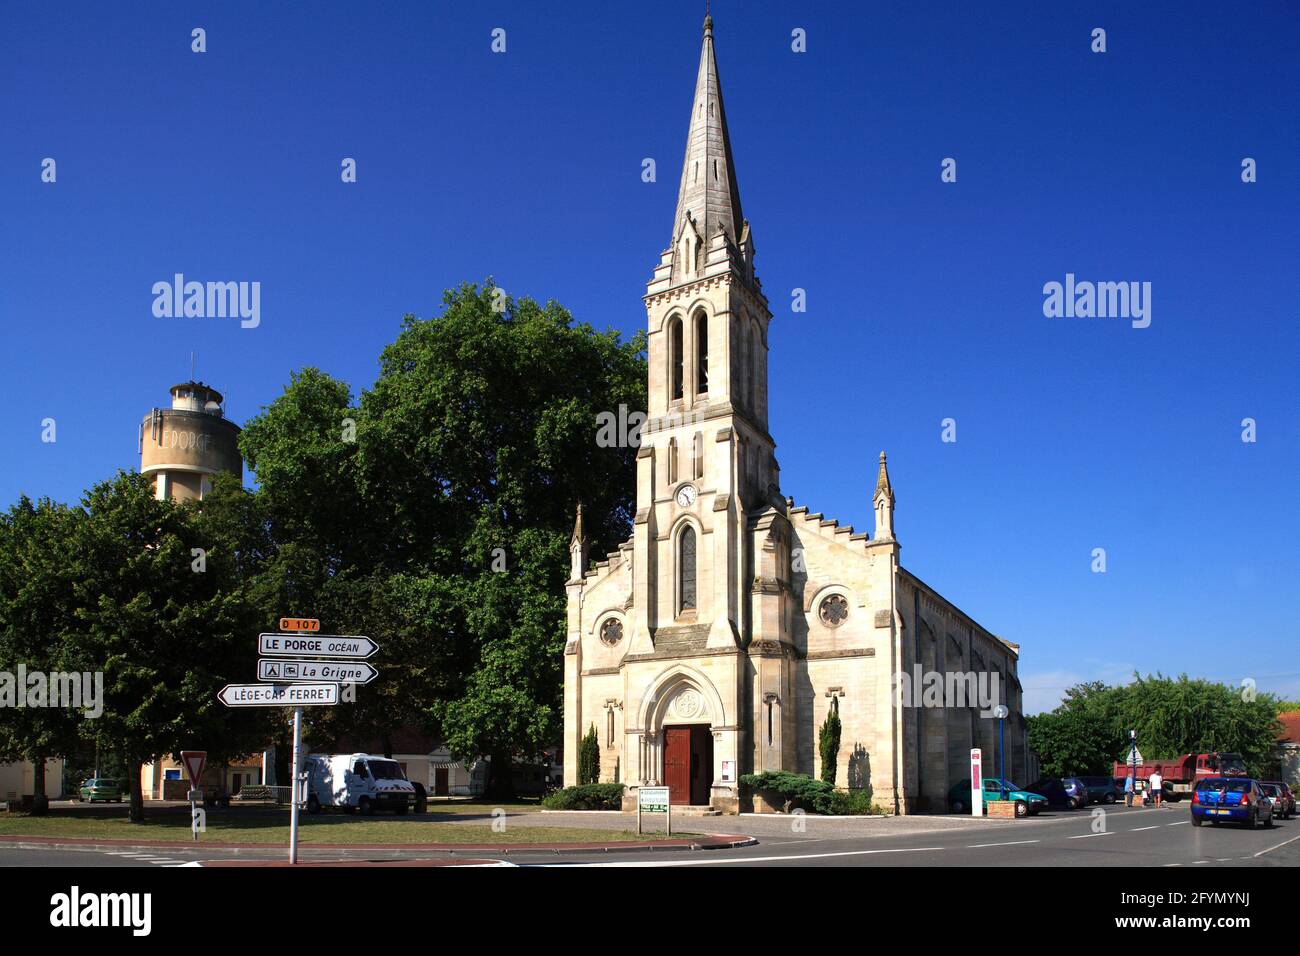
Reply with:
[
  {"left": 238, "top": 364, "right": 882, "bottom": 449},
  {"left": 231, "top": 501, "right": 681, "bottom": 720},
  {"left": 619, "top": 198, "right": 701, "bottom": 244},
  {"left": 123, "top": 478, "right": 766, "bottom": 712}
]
[
  {"left": 289, "top": 705, "right": 303, "bottom": 864},
  {"left": 666, "top": 802, "right": 671, "bottom": 837},
  {"left": 636, "top": 797, "right": 642, "bottom": 836}
]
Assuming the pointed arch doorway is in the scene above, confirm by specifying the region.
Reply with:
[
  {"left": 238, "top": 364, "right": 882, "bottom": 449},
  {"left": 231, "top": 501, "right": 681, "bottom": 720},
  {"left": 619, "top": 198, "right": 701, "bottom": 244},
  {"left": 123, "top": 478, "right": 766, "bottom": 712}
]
[
  {"left": 663, "top": 724, "right": 713, "bottom": 806},
  {"left": 641, "top": 668, "right": 723, "bottom": 807}
]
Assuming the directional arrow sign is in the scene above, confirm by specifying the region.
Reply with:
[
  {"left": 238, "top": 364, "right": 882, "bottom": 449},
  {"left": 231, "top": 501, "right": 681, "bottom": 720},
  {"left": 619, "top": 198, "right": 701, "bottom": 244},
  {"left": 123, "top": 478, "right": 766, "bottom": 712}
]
[
  {"left": 218, "top": 683, "right": 339, "bottom": 707},
  {"left": 257, "top": 633, "right": 378, "bottom": 659},
  {"left": 258, "top": 658, "right": 378, "bottom": 685}
]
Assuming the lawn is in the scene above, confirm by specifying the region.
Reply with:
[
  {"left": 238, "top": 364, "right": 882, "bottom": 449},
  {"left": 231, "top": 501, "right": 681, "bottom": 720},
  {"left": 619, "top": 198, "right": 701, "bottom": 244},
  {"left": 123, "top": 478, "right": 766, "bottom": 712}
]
[{"left": 0, "top": 805, "right": 662, "bottom": 845}]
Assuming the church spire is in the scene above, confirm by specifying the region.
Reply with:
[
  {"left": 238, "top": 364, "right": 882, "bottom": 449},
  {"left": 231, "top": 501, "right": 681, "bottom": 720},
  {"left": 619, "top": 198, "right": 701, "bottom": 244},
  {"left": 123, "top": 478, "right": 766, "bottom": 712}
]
[
  {"left": 569, "top": 502, "right": 589, "bottom": 581},
  {"left": 672, "top": 14, "right": 745, "bottom": 253},
  {"left": 873, "top": 452, "right": 896, "bottom": 540}
]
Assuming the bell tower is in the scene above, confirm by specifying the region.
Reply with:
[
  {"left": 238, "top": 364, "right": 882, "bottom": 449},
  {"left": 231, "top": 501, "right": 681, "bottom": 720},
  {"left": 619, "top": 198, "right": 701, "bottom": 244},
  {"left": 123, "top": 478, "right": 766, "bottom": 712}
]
[{"left": 634, "top": 13, "right": 778, "bottom": 655}]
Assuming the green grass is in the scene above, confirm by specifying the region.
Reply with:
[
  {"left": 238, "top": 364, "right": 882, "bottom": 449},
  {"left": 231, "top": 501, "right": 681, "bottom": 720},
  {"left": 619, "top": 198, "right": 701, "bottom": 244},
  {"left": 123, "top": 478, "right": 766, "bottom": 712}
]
[{"left": 0, "top": 805, "right": 668, "bottom": 845}]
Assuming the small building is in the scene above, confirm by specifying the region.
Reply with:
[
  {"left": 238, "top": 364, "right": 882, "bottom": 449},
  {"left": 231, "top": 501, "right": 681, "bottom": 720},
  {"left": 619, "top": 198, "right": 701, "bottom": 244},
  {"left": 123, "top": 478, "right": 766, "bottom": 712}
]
[
  {"left": 140, "top": 755, "right": 266, "bottom": 800},
  {"left": 0, "top": 759, "right": 64, "bottom": 801},
  {"left": 333, "top": 731, "right": 481, "bottom": 798}
]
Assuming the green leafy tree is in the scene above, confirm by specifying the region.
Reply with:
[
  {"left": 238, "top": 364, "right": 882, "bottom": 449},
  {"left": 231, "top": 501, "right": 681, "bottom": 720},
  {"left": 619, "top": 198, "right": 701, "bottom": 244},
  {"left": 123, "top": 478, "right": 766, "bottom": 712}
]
[
  {"left": 63, "top": 473, "right": 277, "bottom": 821},
  {"left": 818, "top": 701, "right": 842, "bottom": 785},
  {"left": 0, "top": 497, "right": 86, "bottom": 812},
  {"left": 1029, "top": 675, "right": 1284, "bottom": 779},
  {"left": 1113, "top": 674, "right": 1281, "bottom": 778},
  {"left": 239, "top": 282, "right": 646, "bottom": 796},
  {"left": 1027, "top": 681, "right": 1124, "bottom": 777},
  {"left": 578, "top": 724, "right": 600, "bottom": 785}
]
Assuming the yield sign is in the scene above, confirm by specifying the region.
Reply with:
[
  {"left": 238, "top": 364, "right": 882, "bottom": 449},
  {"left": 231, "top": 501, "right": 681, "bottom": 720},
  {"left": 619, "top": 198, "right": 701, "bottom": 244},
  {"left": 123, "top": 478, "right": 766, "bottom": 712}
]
[{"left": 180, "top": 750, "right": 207, "bottom": 788}]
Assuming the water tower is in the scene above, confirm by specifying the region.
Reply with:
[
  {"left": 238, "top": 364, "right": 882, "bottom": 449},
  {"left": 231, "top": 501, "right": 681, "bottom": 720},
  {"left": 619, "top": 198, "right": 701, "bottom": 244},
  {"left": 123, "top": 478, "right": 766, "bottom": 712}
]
[{"left": 139, "top": 381, "right": 242, "bottom": 501}]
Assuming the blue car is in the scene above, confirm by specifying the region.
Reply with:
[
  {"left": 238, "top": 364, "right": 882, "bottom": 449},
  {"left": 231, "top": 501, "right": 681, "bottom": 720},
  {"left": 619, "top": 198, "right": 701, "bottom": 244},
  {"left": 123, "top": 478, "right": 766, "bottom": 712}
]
[{"left": 1189, "top": 777, "right": 1273, "bottom": 829}]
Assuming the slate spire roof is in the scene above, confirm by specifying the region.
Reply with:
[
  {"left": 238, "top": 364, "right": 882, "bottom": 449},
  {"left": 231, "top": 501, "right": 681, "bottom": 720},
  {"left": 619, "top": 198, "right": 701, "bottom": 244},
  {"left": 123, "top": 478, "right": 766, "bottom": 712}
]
[
  {"left": 874, "top": 451, "right": 895, "bottom": 502},
  {"left": 672, "top": 14, "right": 745, "bottom": 250}
]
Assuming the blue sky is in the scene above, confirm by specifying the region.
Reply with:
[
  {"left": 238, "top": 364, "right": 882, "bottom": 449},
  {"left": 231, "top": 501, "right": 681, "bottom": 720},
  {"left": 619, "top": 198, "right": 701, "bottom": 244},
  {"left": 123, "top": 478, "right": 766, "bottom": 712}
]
[{"left": 2, "top": 1, "right": 1296, "bottom": 712}]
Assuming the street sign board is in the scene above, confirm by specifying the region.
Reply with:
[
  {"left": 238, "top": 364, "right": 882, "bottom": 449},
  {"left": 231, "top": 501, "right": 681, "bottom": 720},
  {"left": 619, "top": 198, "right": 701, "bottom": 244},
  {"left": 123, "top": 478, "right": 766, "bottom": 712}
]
[
  {"left": 279, "top": 617, "right": 320, "bottom": 633},
  {"left": 639, "top": 786, "right": 670, "bottom": 814},
  {"left": 258, "top": 658, "right": 378, "bottom": 685},
  {"left": 218, "top": 682, "right": 339, "bottom": 707},
  {"left": 970, "top": 748, "right": 983, "bottom": 817},
  {"left": 180, "top": 750, "right": 206, "bottom": 787},
  {"left": 257, "top": 633, "right": 377, "bottom": 659}
]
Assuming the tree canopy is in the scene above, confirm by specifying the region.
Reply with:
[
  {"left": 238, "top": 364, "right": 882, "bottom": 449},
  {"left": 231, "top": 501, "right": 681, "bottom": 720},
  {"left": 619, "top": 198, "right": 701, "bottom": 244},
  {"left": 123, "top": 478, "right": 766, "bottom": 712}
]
[
  {"left": 237, "top": 281, "right": 646, "bottom": 792},
  {"left": 1027, "top": 674, "right": 1284, "bottom": 778}
]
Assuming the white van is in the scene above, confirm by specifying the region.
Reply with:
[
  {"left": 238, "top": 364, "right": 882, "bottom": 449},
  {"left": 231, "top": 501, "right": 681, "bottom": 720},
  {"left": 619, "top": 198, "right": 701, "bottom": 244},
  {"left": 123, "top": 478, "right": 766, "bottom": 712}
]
[{"left": 304, "top": 754, "right": 416, "bottom": 816}]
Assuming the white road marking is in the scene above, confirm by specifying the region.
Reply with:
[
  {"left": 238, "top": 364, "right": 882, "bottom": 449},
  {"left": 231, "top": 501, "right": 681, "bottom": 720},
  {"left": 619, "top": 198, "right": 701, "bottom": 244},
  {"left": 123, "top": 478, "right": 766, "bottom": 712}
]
[
  {"left": 541, "top": 846, "right": 946, "bottom": 866},
  {"left": 1253, "top": 832, "right": 1300, "bottom": 858},
  {"left": 1068, "top": 832, "right": 1114, "bottom": 839},
  {"left": 1128, "top": 826, "right": 1159, "bottom": 832},
  {"left": 966, "top": 840, "right": 1039, "bottom": 848},
  {"left": 1167, "top": 821, "right": 1189, "bottom": 826}
]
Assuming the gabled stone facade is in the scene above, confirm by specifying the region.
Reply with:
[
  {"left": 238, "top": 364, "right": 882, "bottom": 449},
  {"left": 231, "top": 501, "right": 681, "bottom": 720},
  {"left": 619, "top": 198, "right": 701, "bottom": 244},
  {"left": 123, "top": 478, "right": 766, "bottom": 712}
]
[{"left": 563, "top": 16, "right": 1026, "bottom": 813}]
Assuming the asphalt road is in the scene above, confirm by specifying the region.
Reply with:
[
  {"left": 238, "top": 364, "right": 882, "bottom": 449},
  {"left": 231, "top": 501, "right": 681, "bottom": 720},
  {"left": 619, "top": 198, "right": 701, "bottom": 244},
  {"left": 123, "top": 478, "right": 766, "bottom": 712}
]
[{"left": 2, "top": 805, "right": 1296, "bottom": 868}]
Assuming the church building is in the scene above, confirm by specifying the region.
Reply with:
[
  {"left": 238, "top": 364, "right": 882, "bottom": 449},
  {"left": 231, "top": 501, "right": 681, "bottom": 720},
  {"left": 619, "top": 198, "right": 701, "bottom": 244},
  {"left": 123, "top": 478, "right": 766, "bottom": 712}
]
[{"left": 563, "top": 16, "right": 1027, "bottom": 814}]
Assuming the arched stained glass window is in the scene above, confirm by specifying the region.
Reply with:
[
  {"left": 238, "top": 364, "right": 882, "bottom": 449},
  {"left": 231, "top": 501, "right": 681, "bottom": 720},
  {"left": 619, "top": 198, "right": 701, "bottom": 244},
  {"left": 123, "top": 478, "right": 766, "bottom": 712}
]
[{"left": 679, "top": 526, "right": 697, "bottom": 612}]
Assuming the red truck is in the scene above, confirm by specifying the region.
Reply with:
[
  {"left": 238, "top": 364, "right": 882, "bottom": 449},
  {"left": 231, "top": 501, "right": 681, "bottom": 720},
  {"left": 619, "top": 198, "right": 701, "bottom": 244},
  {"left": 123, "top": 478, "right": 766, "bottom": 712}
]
[{"left": 1112, "top": 752, "right": 1247, "bottom": 802}]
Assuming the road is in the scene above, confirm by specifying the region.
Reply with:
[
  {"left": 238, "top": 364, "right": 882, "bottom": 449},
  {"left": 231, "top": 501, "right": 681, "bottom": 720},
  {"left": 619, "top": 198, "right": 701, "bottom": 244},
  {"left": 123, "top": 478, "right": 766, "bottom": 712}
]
[{"left": 1, "top": 805, "right": 1296, "bottom": 867}]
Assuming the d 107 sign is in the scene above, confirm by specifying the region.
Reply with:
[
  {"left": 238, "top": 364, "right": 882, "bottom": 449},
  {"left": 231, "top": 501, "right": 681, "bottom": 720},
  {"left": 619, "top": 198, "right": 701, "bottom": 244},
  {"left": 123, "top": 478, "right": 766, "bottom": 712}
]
[{"left": 218, "top": 683, "right": 339, "bottom": 707}]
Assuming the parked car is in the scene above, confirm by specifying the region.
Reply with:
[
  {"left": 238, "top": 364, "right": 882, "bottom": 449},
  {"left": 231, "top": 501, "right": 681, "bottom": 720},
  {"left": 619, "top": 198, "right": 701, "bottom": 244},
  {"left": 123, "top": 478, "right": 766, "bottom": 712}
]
[
  {"left": 1077, "top": 775, "right": 1119, "bottom": 804},
  {"left": 1189, "top": 777, "right": 1273, "bottom": 829},
  {"left": 1028, "top": 777, "right": 1088, "bottom": 809},
  {"left": 948, "top": 778, "right": 1048, "bottom": 817},
  {"left": 1260, "top": 782, "right": 1295, "bottom": 819},
  {"left": 78, "top": 778, "right": 123, "bottom": 803}
]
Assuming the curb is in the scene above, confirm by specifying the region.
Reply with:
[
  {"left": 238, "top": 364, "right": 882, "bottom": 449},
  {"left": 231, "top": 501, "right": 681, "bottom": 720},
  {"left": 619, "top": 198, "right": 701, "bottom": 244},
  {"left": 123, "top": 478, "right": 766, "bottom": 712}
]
[{"left": 0, "top": 833, "right": 757, "bottom": 855}]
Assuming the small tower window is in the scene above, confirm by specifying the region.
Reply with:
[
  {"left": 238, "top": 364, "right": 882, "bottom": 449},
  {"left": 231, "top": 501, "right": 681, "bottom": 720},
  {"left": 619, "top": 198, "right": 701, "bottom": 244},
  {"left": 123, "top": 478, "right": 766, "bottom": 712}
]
[
  {"left": 679, "top": 526, "right": 697, "bottom": 613},
  {"left": 667, "top": 437, "right": 678, "bottom": 484},
  {"left": 670, "top": 317, "right": 684, "bottom": 401},
  {"left": 695, "top": 312, "right": 708, "bottom": 394}
]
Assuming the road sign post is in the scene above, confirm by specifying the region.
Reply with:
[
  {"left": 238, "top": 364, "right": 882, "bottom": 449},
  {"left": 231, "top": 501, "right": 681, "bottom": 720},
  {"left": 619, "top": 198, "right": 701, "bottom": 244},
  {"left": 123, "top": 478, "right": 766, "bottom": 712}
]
[
  {"left": 289, "top": 705, "right": 302, "bottom": 864},
  {"left": 220, "top": 618, "right": 379, "bottom": 864},
  {"left": 180, "top": 751, "right": 206, "bottom": 843},
  {"left": 970, "top": 748, "right": 983, "bottom": 818}
]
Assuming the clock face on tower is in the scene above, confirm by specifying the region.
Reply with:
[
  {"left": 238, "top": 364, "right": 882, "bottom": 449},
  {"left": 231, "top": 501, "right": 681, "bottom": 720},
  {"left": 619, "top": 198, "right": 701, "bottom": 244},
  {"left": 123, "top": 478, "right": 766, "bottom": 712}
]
[{"left": 675, "top": 483, "right": 697, "bottom": 508}]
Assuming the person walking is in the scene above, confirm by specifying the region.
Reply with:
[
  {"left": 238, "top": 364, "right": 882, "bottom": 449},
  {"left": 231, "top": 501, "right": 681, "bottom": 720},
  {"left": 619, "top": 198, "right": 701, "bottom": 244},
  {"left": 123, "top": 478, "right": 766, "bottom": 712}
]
[
  {"left": 1125, "top": 773, "right": 1134, "bottom": 808},
  {"left": 1150, "top": 770, "right": 1164, "bottom": 808}
]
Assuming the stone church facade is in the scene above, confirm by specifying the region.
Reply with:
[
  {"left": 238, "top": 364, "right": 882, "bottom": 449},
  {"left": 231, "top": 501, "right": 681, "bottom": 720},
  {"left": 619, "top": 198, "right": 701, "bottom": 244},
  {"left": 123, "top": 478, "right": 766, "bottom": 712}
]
[{"left": 562, "top": 16, "right": 1027, "bottom": 814}]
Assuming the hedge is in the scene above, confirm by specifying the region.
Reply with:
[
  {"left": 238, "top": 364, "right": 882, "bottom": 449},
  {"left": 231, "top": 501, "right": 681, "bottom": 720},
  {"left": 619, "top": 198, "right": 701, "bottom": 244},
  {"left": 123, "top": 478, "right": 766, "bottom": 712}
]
[
  {"left": 740, "top": 771, "right": 885, "bottom": 816},
  {"left": 541, "top": 783, "right": 625, "bottom": 811}
]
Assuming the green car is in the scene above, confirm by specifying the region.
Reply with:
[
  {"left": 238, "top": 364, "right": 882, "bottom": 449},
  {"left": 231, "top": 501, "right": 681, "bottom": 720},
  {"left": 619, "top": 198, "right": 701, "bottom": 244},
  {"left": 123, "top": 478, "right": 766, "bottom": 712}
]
[
  {"left": 948, "top": 778, "right": 1048, "bottom": 817},
  {"left": 78, "top": 778, "right": 123, "bottom": 803}
]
